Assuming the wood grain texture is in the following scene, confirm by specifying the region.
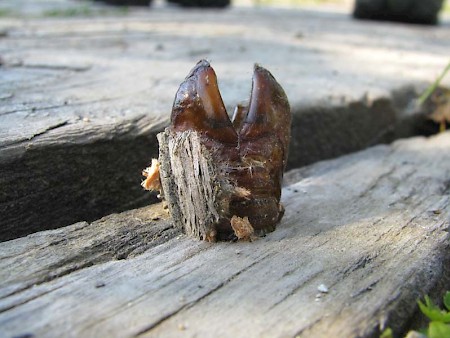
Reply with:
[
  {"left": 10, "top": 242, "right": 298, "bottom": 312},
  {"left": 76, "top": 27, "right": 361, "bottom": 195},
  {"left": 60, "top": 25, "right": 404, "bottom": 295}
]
[
  {"left": 1, "top": 3, "right": 449, "bottom": 240},
  {"left": 158, "top": 130, "right": 225, "bottom": 241},
  {"left": 1, "top": 132, "right": 449, "bottom": 338}
]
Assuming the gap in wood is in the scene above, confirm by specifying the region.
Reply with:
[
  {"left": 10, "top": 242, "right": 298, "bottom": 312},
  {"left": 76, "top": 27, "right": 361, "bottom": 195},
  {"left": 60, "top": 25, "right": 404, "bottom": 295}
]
[{"left": 1, "top": 87, "right": 440, "bottom": 241}]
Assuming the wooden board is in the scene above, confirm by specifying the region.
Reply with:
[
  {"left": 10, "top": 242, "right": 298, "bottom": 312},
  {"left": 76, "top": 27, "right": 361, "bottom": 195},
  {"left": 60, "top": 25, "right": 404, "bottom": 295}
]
[
  {"left": 1, "top": 3, "right": 450, "bottom": 240},
  {"left": 1, "top": 132, "right": 449, "bottom": 338}
]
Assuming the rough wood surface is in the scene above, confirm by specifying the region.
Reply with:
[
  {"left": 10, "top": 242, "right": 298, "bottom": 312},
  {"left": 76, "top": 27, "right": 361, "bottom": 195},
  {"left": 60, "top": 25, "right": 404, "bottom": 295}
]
[
  {"left": 1, "top": 132, "right": 449, "bottom": 338},
  {"left": 158, "top": 130, "right": 226, "bottom": 241},
  {"left": 1, "top": 1, "right": 450, "bottom": 240}
]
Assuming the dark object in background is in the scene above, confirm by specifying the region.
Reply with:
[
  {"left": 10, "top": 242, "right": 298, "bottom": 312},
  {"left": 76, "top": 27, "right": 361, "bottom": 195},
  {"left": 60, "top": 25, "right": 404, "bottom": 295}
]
[
  {"left": 167, "top": 0, "right": 230, "bottom": 8},
  {"left": 353, "top": 0, "right": 444, "bottom": 25},
  {"left": 93, "top": 0, "right": 151, "bottom": 6}
]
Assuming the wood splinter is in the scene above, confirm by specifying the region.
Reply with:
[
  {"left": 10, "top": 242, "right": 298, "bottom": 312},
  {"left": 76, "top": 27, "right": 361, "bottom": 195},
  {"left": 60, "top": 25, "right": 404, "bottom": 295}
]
[{"left": 142, "top": 60, "right": 291, "bottom": 241}]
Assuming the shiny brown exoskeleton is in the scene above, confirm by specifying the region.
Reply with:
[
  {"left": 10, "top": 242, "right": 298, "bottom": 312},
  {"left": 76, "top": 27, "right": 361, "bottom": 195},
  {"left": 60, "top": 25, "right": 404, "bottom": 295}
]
[{"left": 170, "top": 60, "right": 291, "bottom": 239}]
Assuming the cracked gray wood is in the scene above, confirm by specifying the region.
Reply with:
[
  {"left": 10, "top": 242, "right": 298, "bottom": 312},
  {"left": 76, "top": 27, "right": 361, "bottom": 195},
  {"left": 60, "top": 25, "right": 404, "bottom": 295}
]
[
  {"left": 1, "top": 132, "right": 449, "bottom": 338},
  {"left": 1, "top": 1, "right": 450, "bottom": 240}
]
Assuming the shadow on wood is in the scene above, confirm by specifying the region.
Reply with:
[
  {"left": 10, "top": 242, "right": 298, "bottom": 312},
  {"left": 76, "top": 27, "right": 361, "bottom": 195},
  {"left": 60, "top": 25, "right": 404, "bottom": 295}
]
[{"left": 1, "top": 133, "right": 449, "bottom": 338}]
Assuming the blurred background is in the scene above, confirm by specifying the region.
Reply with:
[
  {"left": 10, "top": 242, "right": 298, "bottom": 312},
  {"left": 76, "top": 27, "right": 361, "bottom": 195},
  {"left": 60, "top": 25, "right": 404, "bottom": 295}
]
[{"left": 0, "top": 0, "right": 449, "bottom": 21}]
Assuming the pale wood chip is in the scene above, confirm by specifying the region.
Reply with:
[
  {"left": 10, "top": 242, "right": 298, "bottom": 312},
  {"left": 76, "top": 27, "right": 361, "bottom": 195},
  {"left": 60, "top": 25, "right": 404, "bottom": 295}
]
[
  {"left": 230, "top": 215, "right": 255, "bottom": 241},
  {"left": 141, "top": 158, "right": 161, "bottom": 191}
]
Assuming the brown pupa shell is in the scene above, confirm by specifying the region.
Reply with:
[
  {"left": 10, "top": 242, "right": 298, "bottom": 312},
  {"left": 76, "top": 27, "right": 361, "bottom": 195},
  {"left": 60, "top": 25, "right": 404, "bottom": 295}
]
[{"left": 170, "top": 60, "right": 291, "bottom": 239}]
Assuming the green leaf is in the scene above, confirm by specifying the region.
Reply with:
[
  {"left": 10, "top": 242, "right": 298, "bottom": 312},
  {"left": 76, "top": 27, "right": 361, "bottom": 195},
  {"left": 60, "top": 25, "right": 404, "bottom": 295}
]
[
  {"left": 444, "top": 291, "right": 450, "bottom": 312},
  {"left": 418, "top": 296, "right": 450, "bottom": 323},
  {"left": 428, "top": 321, "right": 450, "bottom": 338},
  {"left": 380, "top": 328, "right": 393, "bottom": 338}
]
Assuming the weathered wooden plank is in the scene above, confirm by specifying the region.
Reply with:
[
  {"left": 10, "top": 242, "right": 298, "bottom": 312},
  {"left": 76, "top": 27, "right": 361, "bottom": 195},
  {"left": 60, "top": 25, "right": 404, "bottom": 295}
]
[
  {"left": 3, "top": 5, "right": 448, "bottom": 156},
  {"left": 1, "top": 2, "right": 449, "bottom": 240},
  {"left": 1, "top": 132, "right": 449, "bottom": 338},
  {"left": 0, "top": 202, "right": 174, "bottom": 300}
]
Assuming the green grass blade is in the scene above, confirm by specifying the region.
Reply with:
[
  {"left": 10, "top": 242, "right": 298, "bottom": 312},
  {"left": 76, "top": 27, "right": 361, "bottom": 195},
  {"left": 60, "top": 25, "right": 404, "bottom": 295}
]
[{"left": 418, "top": 61, "right": 450, "bottom": 105}]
